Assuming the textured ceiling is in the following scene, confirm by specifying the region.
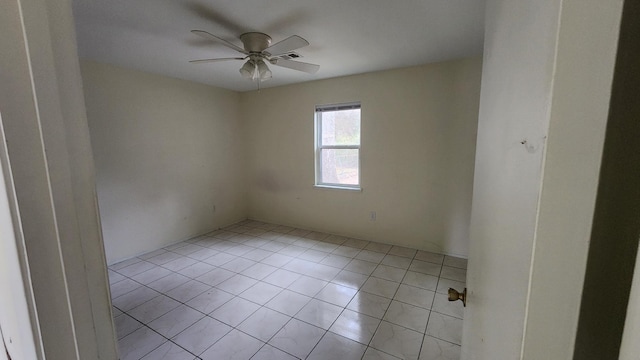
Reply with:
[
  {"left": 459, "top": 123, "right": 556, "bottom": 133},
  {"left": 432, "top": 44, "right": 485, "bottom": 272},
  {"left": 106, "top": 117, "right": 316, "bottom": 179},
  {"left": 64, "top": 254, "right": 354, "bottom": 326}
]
[{"left": 73, "top": 0, "right": 486, "bottom": 92}]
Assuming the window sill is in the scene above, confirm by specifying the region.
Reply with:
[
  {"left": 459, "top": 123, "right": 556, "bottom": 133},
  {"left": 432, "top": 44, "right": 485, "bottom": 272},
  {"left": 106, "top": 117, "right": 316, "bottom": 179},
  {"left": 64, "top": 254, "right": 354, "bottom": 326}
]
[{"left": 313, "top": 184, "right": 362, "bottom": 192}]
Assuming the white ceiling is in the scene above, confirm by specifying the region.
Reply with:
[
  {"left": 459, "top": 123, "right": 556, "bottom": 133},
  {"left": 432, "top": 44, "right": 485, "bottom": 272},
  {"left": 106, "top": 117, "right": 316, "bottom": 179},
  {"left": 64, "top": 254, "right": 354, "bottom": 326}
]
[{"left": 73, "top": 0, "right": 486, "bottom": 92}]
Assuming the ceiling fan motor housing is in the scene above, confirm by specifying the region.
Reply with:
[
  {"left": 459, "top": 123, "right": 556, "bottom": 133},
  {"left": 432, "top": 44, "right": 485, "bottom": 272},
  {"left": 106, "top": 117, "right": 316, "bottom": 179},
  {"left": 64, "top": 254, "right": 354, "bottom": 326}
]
[{"left": 240, "top": 32, "right": 272, "bottom": 53}]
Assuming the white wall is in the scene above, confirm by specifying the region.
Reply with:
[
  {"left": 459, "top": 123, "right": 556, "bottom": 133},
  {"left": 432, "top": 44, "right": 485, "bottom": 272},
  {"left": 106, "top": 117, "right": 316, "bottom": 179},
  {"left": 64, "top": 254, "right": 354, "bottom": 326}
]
[
  {"left": 463, "top": 0, "right": 622, "bottom": 359},
  {"left": 242, "top": 58, "right": 482, "bottom": 257},
  {"left": 81, "top": 61, "right": 247, "bottom": 263}
]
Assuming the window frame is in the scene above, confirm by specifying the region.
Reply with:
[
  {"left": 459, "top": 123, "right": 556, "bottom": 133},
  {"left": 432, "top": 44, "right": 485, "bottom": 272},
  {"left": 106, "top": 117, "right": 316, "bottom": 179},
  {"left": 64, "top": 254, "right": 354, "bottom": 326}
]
[{"left": 314, "top": 102, "right": 362, "bottom": 190}]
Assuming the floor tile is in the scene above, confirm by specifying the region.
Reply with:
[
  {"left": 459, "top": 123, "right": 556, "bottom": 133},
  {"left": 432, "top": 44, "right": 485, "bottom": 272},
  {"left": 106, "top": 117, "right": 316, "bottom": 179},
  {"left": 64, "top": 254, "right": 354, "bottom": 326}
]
[
  {"left": 269, "top": 319, "right": 325, "bottom": 359},
  {"left": 242, "top": 248, "right": 274, "bottom": 262},
  {"left": 312, "top": 241, "right": 340, "bottom": 253},
  {"left": 172, "top": 316, "right": 231, "bottom": 355},
  {"left": 344, "top": 259, "right": 378, "bottom": 276},
  {"left": 383, "top": 301, "right": 430, "bottom": 333},
  {"left": 177, "top": 262, "right": 215, "bottom": 279},
  {"left": 250, "top": 344, "right": 298, "bottom": 360},
  {"left": 299, "top": 249, "right": 330, "bottom": 262},
  {"left": 117, "top": 326, "right": 165, "bottom": 360},
  {"left": 277, "top": 244, "right": 307, "bottom": 257},
  {"left": 112, "top": 286, "right": 160, "bottom": 312},
  {"left": 356, "top": 250, "right": 386, "bottom": 263},
  {"left": 436, "top": 278, "right": 466, "bottom": 295},
  {"left": 216, "top": 274, "right": 259, "bottom": 295},
  {"left": 403, "top": 271, "right": 439, "bottom": 291},
  {"left": 210, "top": 297, "right": 260, "bottom": 327},
  {"left": 432, "top": 294, "right": 464, "bottom": 319},
  {"left": 415, "top": 251, "right": 444, "bottom": 265},
  {"left": 110, "top": 257, "right": 142, "bottom": 271},
  {"left": 220, "top": 257, "right": 257, "bottom": 273},
  {"left": 225, "top": 244, "right": 255, "bottom": 256},
  {"left": 370, "top": 321, "right": 423, "bottom": 360},
  {"left": 364, "top": 242, "right": 392, "bottom": 254},
  {"left": 196, "top": 267, "right": 235, "bottom": 287},
  {"left": 147, "top": 251, "right": 183, "bottom": 265},
  {"left": 343, "top": 238, "right": 370, "bottom": 249},
  {"left": 294, "top": 299, "right": 343, "bottom": 329},
  {"left": 162, "top": 257, "right": 198, "bottom": 272},
  {"left": 394, "top": 284, "right": 436, "bottom": 309},
  {"left": 372, "top": 265, "right": 407, "bottom": 282},
  {"left": 361, "top": 277, "right": 400, "bottom": 299},
  {"left": 261, "top": 253, "right": 294, "bottom": 267},
  {"left": 329, "top": 309, "right": 381, "bottom": 344},
  {"left": 117, "top": 260, "right": 157, "bottom": 277},
  {"left": 315, "top": 283, "right": 357, "bottom": 307},
  {"left": 186, "top": 248, "right": 219, "bottom": 261},
  {"left": 287, "top": 275, "right": 328, "bottom": 297},
  {"left": 140, "top": 341, "right": 196, "bottom": 360},
  {"left": 241, "top": 262, "right": 278, "bottom": 280},
  {"left": 363, "top": 347, "right": 402, "bottom": 360},
  {"left": 381, "top": 254, "right": 412, "bottom": 269},
  {"left": 110, "top": 278, "right": 142, "bottom": 299},
  {"left": 202, "top": 251, "right": 236, "bottom": 266},
  {"left": 265, "top": 289, "right": 312, "bottom": 316},
  {"left": 108, "top": 270, "right": 126, "bottom": 285},
  {"left": 115, "top": 313, "right": 143, "bottom": 339},
  {"left": 307, "top": 332, "right": 367, "bottom": 360},
  {"left": 324, "top": 234, "right": 348, "bottom": 245},
  {"left": 148, "top": 305, "right": 204, "bottom": 338},
  {"left": 440, "top": 266, "right": 466, "bottom": 283},
  {"left": 172, "top": 244, "right": 204, "bottom": 256},
  {"left": 420, "top": 335, "right": 461, "bottom": 360},
  {"left": 409, "top": 260, "right": 442, "bottom": 276},
  {"left": 282, "top": 258, "right": 317, "bottom": 274},
  {"left": 347, "top": 291, "right": 392, "bottom": 319},
  {"left": 200, "top": 329, "right": 264, "bottom": 360},
  {"left": 261, "top": 241, "right": 288, "bottom": 252},
  {"left": 332, "top": 245, "right": 361, "bottom": 258},
  {"left": 147, "top": 273, "right": 190, "bottom": 293},
  {"left": 128, "top": 294, "right": 181, "bottom": 323},
  {"left": 131, "top": 266, "right": 173, "bottom": 285},
  {"left": 332, "top": 269, "right": 369, "bottom": 289},
  {"left": 263, "top": 269, "right": 301, "bottom": 288},
  {"left": 426, "top": 312, "right": 463, "bottom": 345},
  {"left": 237, "top": 307, "right": 291, "bottom": 342},
  {"left": 321, "top": 253, "right": 352, "bottom": 268},
  {"left": 185, "top": 287, "right": 234, "bottom": 314},
  {"left": 239, "top": 281, "right": 283, "bottom": 305},
  {"left": 388, "top": 246, "right": 417, "bottom": 259},
  {"left": 443, "top": 256, "right": 467, "bottom": 269},
  {"left": 165, "top": 279, "right": 211, "bottom": 302}
]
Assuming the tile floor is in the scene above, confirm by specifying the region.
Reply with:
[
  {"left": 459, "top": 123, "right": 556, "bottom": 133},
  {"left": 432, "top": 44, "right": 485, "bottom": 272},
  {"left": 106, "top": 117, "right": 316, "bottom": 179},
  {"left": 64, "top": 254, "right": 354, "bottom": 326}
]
[{"left": 108, "top": 220, "right": 467, "bottom": 360}]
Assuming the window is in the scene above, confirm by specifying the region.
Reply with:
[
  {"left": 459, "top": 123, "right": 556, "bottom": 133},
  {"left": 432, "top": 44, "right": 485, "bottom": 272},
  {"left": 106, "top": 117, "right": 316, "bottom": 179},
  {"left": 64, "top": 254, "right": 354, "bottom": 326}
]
[{"left": 315, "top": 102, "right": 361, "bottom": 189}]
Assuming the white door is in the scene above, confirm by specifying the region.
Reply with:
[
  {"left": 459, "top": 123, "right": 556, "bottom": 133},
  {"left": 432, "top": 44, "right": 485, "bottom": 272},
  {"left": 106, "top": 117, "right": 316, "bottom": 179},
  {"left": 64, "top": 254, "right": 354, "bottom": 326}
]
[{"left": 462, "top": 0, "right": 623, "bottom": 359}]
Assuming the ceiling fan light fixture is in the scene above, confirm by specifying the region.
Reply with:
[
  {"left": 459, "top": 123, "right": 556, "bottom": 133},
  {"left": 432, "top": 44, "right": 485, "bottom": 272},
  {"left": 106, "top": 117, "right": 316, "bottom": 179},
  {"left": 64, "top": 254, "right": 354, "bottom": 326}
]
[
  {"left": 256, "top": 60, "right": 272, "bottom": 81},
  {"left": 239, "top": 60, "right": 257, "bottom": 79}
]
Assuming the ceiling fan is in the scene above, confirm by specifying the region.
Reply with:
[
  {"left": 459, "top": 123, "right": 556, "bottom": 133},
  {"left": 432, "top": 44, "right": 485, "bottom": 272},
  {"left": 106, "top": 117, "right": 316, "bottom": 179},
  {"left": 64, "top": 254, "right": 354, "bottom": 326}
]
[{"left": 189, "top": 30, "right": 320, "bottom": 86}]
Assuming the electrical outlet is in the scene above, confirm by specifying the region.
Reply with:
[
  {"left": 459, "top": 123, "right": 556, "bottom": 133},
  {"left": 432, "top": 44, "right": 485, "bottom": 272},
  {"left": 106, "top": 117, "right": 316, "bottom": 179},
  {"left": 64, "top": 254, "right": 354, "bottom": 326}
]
[{"left": 370, "top": 211, "right": 376, "bottom": 221}]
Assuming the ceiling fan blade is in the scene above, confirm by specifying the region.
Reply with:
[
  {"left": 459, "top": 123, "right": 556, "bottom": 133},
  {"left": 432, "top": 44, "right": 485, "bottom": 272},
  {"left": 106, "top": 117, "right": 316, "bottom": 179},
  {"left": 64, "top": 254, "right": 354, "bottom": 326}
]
[
  {"left": 189, "top": 57, "right": 245, "bottom": 64},
  {"left": 264, "top": 35, "right": 309, "bottom": 56},
  {"left": 191, "top": 30, "right": 247, "bottom": 54},
  {"left": 271, "top": 58, "right": 319, "bottom": 74}
]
